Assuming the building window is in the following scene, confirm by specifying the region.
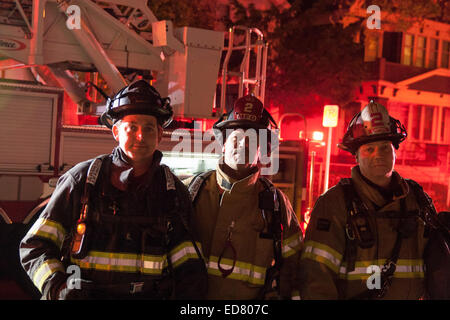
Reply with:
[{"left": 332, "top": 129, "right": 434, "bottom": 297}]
[
  {"left": 382, "top": 32, "right": 402, "bottom": 63},
  {"left": 402, "top": 34, "right": 414, "bottom": 65},
  {"left": 423, "top": 106, "right": 434, "bottom": 141},
  {"left": 388, "top": 102, "right": 409, "bottom": 130},
  {"left": 408, "top": 105, "right": 449, "bottom": 143},
  {"left": 365, "top": 33, "right": 379, "bottom": 62},
  {"left": 410, "top": 105, "right": 421, "bottom": 140},
  {"left": 441, "top": 108, "right": 450, "bottom": 144},
  {"left": 442, "top": 41, "right": 450, "bottom": 68},
  {"left": 428, "top": 38, "right": 439, "bottom": 69},
  {"left": 414, "top": 36, "right": 426, "bottom": 67}
]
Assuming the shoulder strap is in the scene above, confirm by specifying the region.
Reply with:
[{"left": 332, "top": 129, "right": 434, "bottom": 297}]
[
  {"left": 188, "top": 170, "right": 215, "bottom": 202},
  {"left": 258, "top": 177, "right": 280, "bottom": 213},
  {"left": 406, "top": 179, "right": 450, "bottom": 237},
  {"left": 338, "top": 178, "right": 376, "bottom": 274},
  {"left": 338, "top": 178, "right": 358, "bottom": 274},
  {"left": 80, "top": 154, "right": 108, "bottom": 217},
  {"left": 406, "top": 179, "right": 439, "bottom": 224},
  {"left": 257, "top": 177, "right": 284, "bottom": 299},
  {"left": 69, "top": 154, "right": 108, "bottom": 259},
  {"left": 162, "top": 164, "right": 177, "bottom": 191},
  {"left": 162, "top": 165, "right": 207, "bottom": 266},
  {"left": 338, "top": 178, "right": 356, "bottom": 217}
]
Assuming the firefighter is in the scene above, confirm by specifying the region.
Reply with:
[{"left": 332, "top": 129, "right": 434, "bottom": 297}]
[
  {"left": 20, "top": 80, "right": 207, "bottom": 300},
  {"left": 298, "top": 101, "right": 441, "bottom": 299},
  {"left": 185, "top": 94, "right": 303, "bottom": 299}
]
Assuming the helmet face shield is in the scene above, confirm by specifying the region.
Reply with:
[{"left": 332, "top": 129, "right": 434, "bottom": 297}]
[
  {"left": 99, "top": 80, "right": 173, "bottom": 129},
  {"left": 338, "top": 101, "right": 407, "bottom": 154}
]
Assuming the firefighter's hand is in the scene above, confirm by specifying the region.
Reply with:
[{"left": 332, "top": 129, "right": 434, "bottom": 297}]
[{"left": 56, "top": 279, "right": 92, "bottom": 300}]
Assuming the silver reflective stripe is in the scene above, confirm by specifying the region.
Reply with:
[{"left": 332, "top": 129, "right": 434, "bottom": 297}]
[
  {"left": 188, "top": 171, "right": 214, "bottom": 201},
  {"left": 86, "top": 157, "right": 103, "bottom": 186},
  {"left": 32, "top": 259, "right": 65, "bottom": 292},
  {"left": 282, "top": 234, "right": 301, "bottom": 258},
  {"left": 72, "top": 251, "right": 166, "bottom": 274},
  {"left": 163, "top": 165, "right": 176, "bottom": 191},
  {"left": 207, "top": 257, "right": 266, "bottom": 285},
  {"left": 303, "top": 245, "right": 341, "bottom": 268},
  {"left": 29, "top": 218, "right": 66, "bottom": 249},
  {"left": 72, "top": 244, "right": 201, "bottom": 274},
  {"left": 170, "top": 242, "right": 201, "bottom": 267},
  {"left": 339, "top": 260, "right": 425, "bottom": 279}
]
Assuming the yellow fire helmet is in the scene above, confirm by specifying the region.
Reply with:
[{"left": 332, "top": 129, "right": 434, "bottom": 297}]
[{"left": 338, "top": 101, "right": 407, "bottom": 154}]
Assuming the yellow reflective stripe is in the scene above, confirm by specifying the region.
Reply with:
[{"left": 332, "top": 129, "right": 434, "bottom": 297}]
[
  {"left": 339, "top": 259, "right": 425, "bottom": 280},
  {"left": 282, "top": 233, "right": 302, "bottom": 258},
  {"left": 71, "top": 251, "right": 166, "bottom": 275},
  {"left": 301, "top": 240, "right": 342, "bottom": 273},
  {"left": 169, "top": 241, "right": 202, "bottom": 268},
  {"left": 207, "top": 256, "right": 266, "bottom": 286},
  {"left": 32, "top": 259, "right": 65, "bottom": 292},
  {"left": 71, "top": 244, "right": 202, "bottom": 275},
  {"left": 29, "top": 218, "right": 66, "bottom": 249}
]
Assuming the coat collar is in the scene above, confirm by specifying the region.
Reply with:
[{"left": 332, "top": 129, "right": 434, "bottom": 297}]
[
  {"left": 110, "top": 146, "right": 163, "bottom": 190},
  {"left": 216, "top": 160, "right": 260, "bottom": 193},
  {"left": 351, "top": 165, "right": 409, "bottom": 209}
]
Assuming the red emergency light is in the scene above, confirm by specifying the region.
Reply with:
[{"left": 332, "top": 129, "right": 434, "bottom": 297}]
[{"left": 312, "top": 131, "right": 324, "bottom": 141}]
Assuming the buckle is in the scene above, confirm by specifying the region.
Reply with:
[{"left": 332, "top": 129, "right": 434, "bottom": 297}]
[{"left": 130, "top": 282, "right": 144, "bottom": 294}]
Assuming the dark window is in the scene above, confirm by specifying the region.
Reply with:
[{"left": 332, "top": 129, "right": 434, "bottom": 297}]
[
  {"left": 423, "top": 106, "right": 434, "bottom": 140},
  {"left": 442, "top": 41, "right": 450, "bottom": 68},
  {"left": 428, "top": 38, "right": 439, "bottom": 69},
  {"left": 441, "top": 108, "right": 450, "bottom": 143},
  {"left": 411, "top": 105, "right": 421, "bottom": 140},
  {"left": 382, "top": 32, "right": 402, "bottom": 63}
]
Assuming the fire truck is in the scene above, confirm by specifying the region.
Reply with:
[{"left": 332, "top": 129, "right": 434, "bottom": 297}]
[{"left": 0, "top": 0, "right": 308, "bottom": 299}]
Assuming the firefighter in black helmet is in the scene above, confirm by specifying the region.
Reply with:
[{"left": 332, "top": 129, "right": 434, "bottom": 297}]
[
  {"left": 20, "top": 80, "right": 207, "bottom": 300},
  {"left": 299, "top": 101, "right": 445, "bottom": 299}
]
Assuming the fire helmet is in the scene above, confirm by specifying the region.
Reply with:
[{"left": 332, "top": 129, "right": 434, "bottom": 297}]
[
  {"left": 338, "top": 101, "right": 407, "bottom": 154},
  {"left": 99, "top": 80, "right": 173, "bottom": 129},
  {"left": 213, "top": 94, "right": 278, "bottom": 148},
  {"left": 213, "top": 94, "right": 277, "bottom": 132}
]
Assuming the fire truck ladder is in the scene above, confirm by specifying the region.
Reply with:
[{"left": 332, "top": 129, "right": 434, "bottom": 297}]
[
  {"left": 0, "top": 0, "right": 33, "bottom": 36},
  {"left": 0, "top": 0, "right": 180, "bottom": 110},
  {"left": 219, "top": 25, "right": 268, "bottom": 114}
]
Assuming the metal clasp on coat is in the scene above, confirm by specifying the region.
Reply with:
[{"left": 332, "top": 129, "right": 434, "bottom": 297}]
[
  {"left": 345, "top": 223, "right": 355, "bottom": 240},
  {"left": 130, "top": 282, "right": 144, "bottom": 294}
]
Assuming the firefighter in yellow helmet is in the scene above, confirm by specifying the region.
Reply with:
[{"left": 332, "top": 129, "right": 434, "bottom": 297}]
[
  {"left": 184, "top": 94, "right": 303, "bottom": 299},
  {"left": 298, "top": 101, "right": 442, "bottom": 299}
]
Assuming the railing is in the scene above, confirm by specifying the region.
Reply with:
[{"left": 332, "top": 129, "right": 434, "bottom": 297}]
[{"left": 219, "top": 26, "right": 268, "bottom": 114}]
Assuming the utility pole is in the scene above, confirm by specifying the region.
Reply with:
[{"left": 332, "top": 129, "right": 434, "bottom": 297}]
[{"left": 322, "top": 105, "right": 339, "bottom": 192}]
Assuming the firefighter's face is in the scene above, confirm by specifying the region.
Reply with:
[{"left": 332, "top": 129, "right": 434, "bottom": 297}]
[
  {"left": 356, "top": 140, "right": 396, "bottom": 181},
  {"left": 223, "top": 128, "right": 260, "bottom": 171},
  {"left": 112, "top": 114, "right": 162, "bottom": 164}
]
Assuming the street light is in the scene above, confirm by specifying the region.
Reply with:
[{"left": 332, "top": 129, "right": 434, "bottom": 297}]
[
  {"left": 312, "top": 131, "right": 324, "bottom": 141},
  {"left": 323, "top": 105, "right": 339, "bottom": 192}
]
